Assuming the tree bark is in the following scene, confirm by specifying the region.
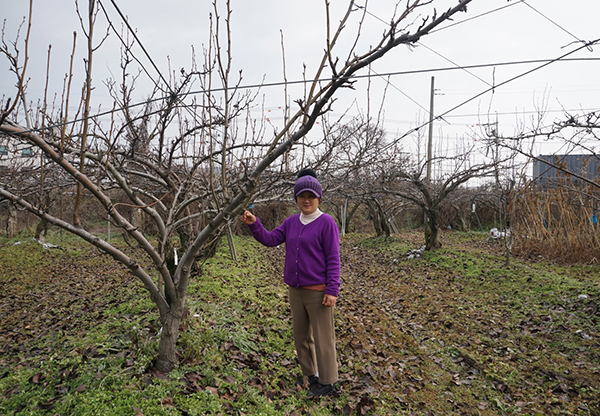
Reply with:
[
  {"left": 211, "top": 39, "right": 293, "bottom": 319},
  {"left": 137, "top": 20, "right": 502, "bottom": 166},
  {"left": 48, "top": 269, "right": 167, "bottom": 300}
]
[
  {"left": 154, "top": 306, "right": 184, "bottom": 373},
  {"left": 34, "top": 219, "right": 48, "bottom": 243},
  {"left": 425, "top": 212, "right": 442, "bottom": 250},
  {"left": 5, "top": 202, "right": 18, "bottom": 238},
  {"left": 452, "top": 203, "right": 470, "bottom": 231},
  {"left": 131, "top": 207, "right": 143, "bottom": 231}
]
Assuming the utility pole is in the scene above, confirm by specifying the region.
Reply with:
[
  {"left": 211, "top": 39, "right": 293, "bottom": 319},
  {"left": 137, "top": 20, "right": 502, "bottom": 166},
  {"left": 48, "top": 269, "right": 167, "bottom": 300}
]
[
  {"left": 424, "top": 76, "right": 436, "bottom": 233},
  {"left": 426, "top": 76, "right": 435, "bottom": 185}
]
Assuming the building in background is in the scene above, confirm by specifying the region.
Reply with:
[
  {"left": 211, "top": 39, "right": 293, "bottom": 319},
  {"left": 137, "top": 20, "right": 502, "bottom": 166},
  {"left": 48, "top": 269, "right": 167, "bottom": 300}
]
[
  {"left": 532, "top": 154, "right": 600, "bottom": 187},
  {"left": 0, "top": 135, "right": 42, "bottom": 170}
]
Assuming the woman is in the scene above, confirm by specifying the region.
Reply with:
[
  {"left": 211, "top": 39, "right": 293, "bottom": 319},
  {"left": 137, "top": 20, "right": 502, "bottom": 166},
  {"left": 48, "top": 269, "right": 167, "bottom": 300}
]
[{"left": 241, "top": 169, "right": 340, "bottom": 397}]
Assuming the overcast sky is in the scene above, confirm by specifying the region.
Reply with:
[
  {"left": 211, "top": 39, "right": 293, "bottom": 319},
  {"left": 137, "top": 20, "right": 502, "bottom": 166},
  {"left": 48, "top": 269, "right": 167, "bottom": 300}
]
[{"left": 2, "top": 0, "right": 599, "bottom": 165}]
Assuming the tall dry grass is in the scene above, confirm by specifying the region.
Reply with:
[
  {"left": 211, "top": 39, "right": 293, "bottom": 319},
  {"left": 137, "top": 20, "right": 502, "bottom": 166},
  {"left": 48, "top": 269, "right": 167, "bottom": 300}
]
[{"left": 509, "top": 181, "right": 600, "bottom": 264}]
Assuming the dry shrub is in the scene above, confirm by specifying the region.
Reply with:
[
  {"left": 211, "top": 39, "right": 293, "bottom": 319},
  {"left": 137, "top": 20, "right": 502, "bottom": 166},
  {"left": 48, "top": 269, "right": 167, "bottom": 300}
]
[
  {"left": 510, "top": 182, "right": 600, "bottom": 264},
  {"left": 248, "top": 201, "right": 293, "bottom": 231}
]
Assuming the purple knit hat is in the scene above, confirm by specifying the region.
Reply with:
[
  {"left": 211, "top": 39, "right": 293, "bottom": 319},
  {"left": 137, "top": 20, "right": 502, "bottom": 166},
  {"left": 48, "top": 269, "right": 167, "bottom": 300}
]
[{"left": 294, "top": 174, "right": 322, "bottom": 198}]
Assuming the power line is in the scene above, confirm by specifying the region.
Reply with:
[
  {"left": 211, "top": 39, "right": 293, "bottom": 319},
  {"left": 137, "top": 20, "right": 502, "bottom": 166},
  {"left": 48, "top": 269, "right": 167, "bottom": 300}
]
[
  {"left": 357, "top": 57, "right": 600, "bottom": 79},
  {"left": 355, "top": 1, "right": 523, "bottom": 35},
  {"left": 354, "top": 4, "right": 389, "bottom": 26},
  {"left": 7, "top": 1, "right": 598, "bottom": 140},
  {"left": 357, "top": 1, "right": 514, "bottom": 117},
  {"left": 102, "top": 0, "right": 170, "bottom": 91},
  {"left": 96, "top": 0, "right": 157, "bottom": 89},
  {"left": 428, "top": 1, "right": 523, "bottom": 34},
  {"left": 99, "top": 0, "right": 203, "bottom": 129},
  {"left": 7, "top": 55, "right": 600, "bottom": 136},
  {"left": 357, "top": 0, "right": 588, "bottom": 105},
  {"left": 380, "top": 38, "right": 600, "bottom": 153},
  {"left": 368, "top": 68, "right": 431, "bottom": 115},
  {"left": 416, "top": 41, "right": 493, "bottom": 87},
  {"left": 441, "top": 107, "right": 600, "bottom": 119},
  {"left": 374, "top": 106, "right": 600, "bottom": 126},
  {"left": 521, "top": 0, "right": 590, "bottom": 49},
  {"left": 438, "top": 41, "right": 600, "bottom": 123}
]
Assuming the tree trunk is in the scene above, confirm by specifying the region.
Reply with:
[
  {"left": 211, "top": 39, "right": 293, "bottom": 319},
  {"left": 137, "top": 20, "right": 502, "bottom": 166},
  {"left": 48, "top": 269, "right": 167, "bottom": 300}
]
[
  {"left": 425, "top": 212, "right": 442, "bottom": 250},
  {"left": 378, "top": 204, "right": 391, "bottom": 237},
  {"left": 367, "top": 200, "right": 391, "bottom": 237},
  {"left": 226, "top": 224, "right": 238, "bottom": 261},
  {"left": 458, "top": 215, "right": 469, "bottom": 232},
  {"left": 346, "top": 202, "right": 360, "bottom": 235},
  {"left": 154, "top": 306, "right": 184, "bottom": 373},
  {"left": 35, "top": 219, "right": 48, "bottom": 243},
  {"left": 367, "top": 203, "right": 382, "bottom": 236},
  {"left": 6, "top": 202, "right": 18, "bottom": 238},
  {"left": 131, "top": 207, "right": 143, "bottom": 231},
  {"left": 340, "top": 199, "right": 348, "bottom": 237},
  {"left": 451, "top": 203, "right": 470, "bottom": 231},
  {"left": 381, "top": 217, "right": 391, "bottom": 237}
]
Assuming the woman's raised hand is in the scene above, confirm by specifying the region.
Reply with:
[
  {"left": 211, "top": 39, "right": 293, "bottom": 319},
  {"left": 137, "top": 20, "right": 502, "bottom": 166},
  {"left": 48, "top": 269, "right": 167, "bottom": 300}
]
[{"left": 241, "top": 210, "right": 257, "bottom": 225}]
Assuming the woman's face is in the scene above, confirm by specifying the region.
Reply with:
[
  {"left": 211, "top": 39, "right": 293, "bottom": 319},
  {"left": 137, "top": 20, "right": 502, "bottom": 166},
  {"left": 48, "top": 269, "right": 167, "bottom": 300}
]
[{"left": 296, "top": 191, "right": 320, "bottom": 215}]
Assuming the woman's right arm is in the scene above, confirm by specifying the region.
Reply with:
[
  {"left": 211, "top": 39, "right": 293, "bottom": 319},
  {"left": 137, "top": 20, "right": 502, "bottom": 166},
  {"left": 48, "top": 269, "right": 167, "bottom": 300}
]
[{"left": 242, "top": 211, "right": 286, "bottom": 247}]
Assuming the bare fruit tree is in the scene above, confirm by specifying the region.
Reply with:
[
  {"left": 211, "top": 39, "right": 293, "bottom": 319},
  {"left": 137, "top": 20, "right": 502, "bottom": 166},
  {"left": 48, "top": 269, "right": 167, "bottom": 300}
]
[
  {"left": 380, "top": 137, "right": 511, "bottom": 250},
  {"left": 314, "top": 114, "right": 510, "bottom": 245},
  {"left": 0, "top": 0, "right": 475, "bottom": 373}
]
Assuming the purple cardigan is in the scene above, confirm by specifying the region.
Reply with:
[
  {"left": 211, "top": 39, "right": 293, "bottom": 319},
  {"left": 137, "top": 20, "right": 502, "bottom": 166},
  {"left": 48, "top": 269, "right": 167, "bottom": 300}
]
[{"left": 247, "top": 213, "right": 341, "bottom": 296}]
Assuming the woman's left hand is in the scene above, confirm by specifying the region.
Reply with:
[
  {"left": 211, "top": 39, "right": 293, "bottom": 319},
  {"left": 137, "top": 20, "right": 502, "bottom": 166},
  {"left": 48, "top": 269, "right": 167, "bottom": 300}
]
[{"left": 322, "top": 294, "right": 337, "bottom": 307}]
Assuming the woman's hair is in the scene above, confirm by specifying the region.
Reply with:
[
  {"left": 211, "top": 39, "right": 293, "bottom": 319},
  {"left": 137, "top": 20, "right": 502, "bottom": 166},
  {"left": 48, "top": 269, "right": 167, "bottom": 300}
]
[{"left": 297, "top": 168, "right": 317, "bottom": 179}]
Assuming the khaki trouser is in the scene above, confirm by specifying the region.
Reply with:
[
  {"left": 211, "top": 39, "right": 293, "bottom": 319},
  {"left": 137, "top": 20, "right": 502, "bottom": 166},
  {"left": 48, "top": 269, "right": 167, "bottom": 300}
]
[{"left": 288, "top": 287, "right": 338, "bottom": 385}]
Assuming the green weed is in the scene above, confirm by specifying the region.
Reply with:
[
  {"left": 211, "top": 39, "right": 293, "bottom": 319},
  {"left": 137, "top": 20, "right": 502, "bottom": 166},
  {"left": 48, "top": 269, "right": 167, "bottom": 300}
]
[{"left": 1, "top": 232, "right": 599, "bottom": 415}]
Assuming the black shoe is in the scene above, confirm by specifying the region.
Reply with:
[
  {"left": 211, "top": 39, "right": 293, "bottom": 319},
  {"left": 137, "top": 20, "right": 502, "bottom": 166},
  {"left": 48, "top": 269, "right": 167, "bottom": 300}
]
[
  {"left": 296, "top": 374, "right": 319, "bottom": 389},
  {"left": 307, "top": 382, "right": 336, "bottom": 397}
]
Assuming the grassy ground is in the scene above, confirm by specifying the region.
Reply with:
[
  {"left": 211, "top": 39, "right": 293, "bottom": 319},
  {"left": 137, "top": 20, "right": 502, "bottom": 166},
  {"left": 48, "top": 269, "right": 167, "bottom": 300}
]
[{"left": 0, "top": 230, "right": 599, "bottom": 415}]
